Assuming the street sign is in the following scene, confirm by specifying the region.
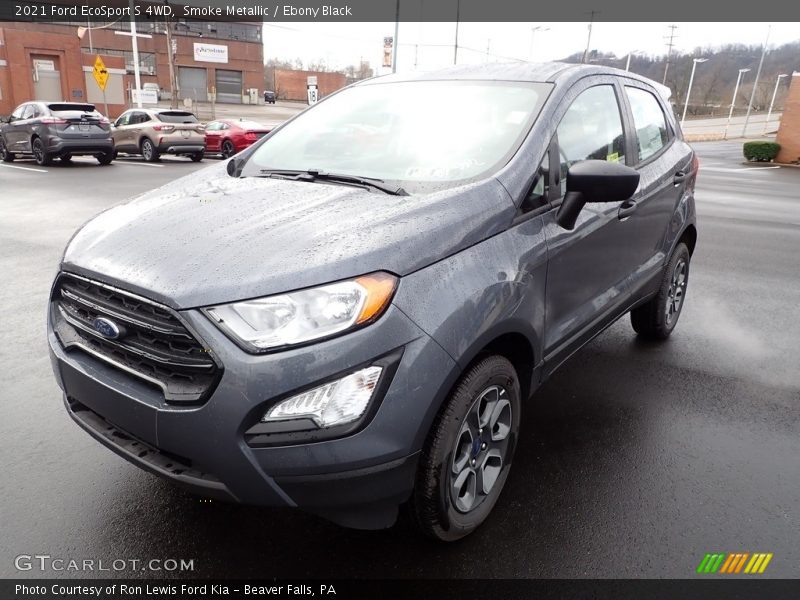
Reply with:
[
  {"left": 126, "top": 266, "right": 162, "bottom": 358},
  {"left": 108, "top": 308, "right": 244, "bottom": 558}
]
[
  {"left": 131, "top": 89, "right": 159, "bottom": 104},
  {"left": 307, "top": 85, "right": 318, "bottom": 105},
  {"left": 92, "top": 55, "right": 108, "bottom": 91}
]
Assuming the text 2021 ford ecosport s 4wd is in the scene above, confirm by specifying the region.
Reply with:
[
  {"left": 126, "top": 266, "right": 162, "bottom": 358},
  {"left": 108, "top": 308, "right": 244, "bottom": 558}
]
[{"left": 48, "top": 63, "right": 697, "bottom": 541}]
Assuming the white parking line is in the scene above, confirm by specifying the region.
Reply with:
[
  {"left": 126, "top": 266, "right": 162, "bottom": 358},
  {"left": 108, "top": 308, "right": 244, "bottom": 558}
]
[
  {"left": 0, "top": 163, "right": 47, "bottom": 173},
  {"left": 112, "top": 160, "right": 165, "bottom": 168}
]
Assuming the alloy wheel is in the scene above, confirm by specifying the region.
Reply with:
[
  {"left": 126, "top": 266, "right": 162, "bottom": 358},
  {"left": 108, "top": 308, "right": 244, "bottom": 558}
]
[
  {"left": 449, "top": 385, "right": 513, "bottom": 514},
  {"left": 665, "top": 258, "right": 687, "bottom": 326}
]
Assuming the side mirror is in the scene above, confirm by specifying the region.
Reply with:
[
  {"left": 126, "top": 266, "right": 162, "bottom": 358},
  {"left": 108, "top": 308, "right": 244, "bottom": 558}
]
[
  {"left": 0, "top": 116, "right": 9, "bottom": 124},
  {"left": 556, "top": 160, "right": 640, "bottom": 230},
  {"left": 226, "top": 157, "right": 243, "bottom": 178}
]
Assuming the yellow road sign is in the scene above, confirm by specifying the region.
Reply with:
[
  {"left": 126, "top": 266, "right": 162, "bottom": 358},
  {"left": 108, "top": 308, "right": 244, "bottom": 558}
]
[{"left": 93, "top": 55, "right": 108, "bottom": 91}]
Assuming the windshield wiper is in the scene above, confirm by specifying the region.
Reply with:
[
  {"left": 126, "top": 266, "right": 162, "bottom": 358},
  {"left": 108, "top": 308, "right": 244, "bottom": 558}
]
[{"left": 258, "top": 169, "right": 408, "bottom": 196}]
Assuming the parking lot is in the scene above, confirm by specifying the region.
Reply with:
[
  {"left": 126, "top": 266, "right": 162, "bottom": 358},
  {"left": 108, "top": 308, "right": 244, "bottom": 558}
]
[{"left": 1, "top": 140, "right": 798, "bottom": 578}]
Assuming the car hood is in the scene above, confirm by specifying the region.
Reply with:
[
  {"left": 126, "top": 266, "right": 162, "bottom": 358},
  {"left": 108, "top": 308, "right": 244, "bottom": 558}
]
[{"left": 62, "top": 164, "right": 515, "bottom": 308}]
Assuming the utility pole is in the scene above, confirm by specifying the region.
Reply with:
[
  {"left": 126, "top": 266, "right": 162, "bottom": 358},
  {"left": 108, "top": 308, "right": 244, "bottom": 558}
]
[
  {"left": 128, "top": 0, "right": 142, "bottom": 108},
  {"left": 392, "top": 0, "right": 400, "bottom": 73},
  {"left": 453, "top": 0, "right": 460, "bottom": 65},
  {"left": 164, "top": 2, "right": 177, "bottom": 108},
  {"left": 742, "top": 24, "right": 771, "bottom": 138},
  {"left": 485, "top": 39, "right": 491, "bottom": 63},
  {"left": 663, "top": 24, "right": 678, "bottom": 85},
  {"left": 581, "top": 11, "right": 598, "bottom": 64}
]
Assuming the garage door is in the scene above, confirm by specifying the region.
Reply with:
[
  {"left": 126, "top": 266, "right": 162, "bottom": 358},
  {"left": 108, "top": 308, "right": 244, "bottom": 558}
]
[
  {"left": 178, "top": 67, "right": 207, "bottom": 101},
  {"left": 215, "top": 69, "right": 242, "bottom": 104}
]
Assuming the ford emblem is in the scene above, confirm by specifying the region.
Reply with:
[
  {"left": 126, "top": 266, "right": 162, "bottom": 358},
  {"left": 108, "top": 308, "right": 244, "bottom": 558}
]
[{"left": 93, "top": 317, "right": 122, "bottom": 340}]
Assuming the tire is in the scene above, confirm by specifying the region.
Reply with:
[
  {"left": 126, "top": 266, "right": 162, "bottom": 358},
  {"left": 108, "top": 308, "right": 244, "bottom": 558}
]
[
  {"left": 221, "top": 140, "right": 235, "bottom": 159},
  {"left": 0, "top": 138, "right": 15, "bottom": 162},
  {"left": 32, "top": 138, "right": 52, "bottom": 166},
  {"left": 411, "top": 355, "right": 521, "bottom": 542},
  {"left": 96, "top": 152, "right": 113, "bottom": 165},
  {"left": 141, "top": 138, "right": 159, "bottom": 162},
  {"left": 630, "top": 242, "right": 691, "bottom": 339},
  {"left": 190, "top": 152, "right": 204, "bottom": 162},
  {"left": 60, "top": 154, "right": 72, "bottom": 164}
]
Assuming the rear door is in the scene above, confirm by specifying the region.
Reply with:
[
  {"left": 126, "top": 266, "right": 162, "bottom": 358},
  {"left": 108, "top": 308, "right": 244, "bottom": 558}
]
[
  {"left": 542, "top": 80, "right": 640, "bottom": 375},
  {"left": 618, "top": 82, "right": 694, "bottom": 297}
]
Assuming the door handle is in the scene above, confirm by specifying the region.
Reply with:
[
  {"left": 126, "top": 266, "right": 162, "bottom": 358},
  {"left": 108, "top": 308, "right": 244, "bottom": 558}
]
[
  {"left": 673, "top": 170, "right": 687, "bottom": 185},
  {"left": 618, "top": 200, "right": 637, "bottom": 220}
]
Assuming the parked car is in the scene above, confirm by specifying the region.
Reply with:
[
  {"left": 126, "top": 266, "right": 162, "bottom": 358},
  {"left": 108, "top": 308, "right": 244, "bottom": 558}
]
[
  {"left": 142, "top": 82, "right": 162, "bottom": 101},
  {"left": 264, "top": 90, "right": 276, "bottom": 104},
  {"left": 48, "top": 63, "right": 697, "bottom": 541},
  {"left": 204, "top": 119, "right": 274, "bottom": 158},
  {"left": 111, "top": 108, "right": 205, "bottom": 162},
  {"left": 0, "top": 101, "right": 113, "bottom": 166}
]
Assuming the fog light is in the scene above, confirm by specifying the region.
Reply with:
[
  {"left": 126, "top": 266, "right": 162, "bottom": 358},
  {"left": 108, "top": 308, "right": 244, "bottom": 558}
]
[{"left": 263, "top": 366, "right": 382, "bottom": 428}]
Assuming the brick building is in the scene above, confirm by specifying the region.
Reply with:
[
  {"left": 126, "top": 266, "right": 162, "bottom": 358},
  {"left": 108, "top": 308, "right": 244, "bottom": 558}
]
[
  {"left": 776, "top": 72, "right": 800, "bottom": 164},
  {"left": 0, "top": 19, "right": 263, "bottom": 118},
  {"left": 273, "top": 68, "right": 347, "bottom": 102}
]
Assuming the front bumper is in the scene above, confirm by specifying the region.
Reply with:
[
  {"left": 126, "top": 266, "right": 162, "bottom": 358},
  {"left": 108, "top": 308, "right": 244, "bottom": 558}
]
[{"left": 48, "top": 292, "right": 455, "bottom": 528}]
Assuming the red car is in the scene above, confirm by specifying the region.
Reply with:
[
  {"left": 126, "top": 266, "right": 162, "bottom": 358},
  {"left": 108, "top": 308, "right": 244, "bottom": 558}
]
[{"left": 204, "top": 119, "right": 273, "bottom": 158}]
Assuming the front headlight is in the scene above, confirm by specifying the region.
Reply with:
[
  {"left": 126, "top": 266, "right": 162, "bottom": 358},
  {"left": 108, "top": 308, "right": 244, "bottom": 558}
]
[{"left": 203, "top": 272, "right": 397, "bottom": 352}]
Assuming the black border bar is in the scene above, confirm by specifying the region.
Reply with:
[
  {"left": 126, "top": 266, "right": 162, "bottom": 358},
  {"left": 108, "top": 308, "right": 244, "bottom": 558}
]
[{"left": 1, "top": 0, "right": 799, "bottom": 22}]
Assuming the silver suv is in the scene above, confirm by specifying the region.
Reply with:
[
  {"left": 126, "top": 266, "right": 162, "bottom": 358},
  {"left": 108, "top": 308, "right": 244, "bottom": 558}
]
[{"left": 111, "top": 108, "right": 205, "bottom": 162}]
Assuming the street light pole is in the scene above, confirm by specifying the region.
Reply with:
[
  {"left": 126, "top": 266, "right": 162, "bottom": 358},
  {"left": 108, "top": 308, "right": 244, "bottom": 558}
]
[
  {"left": 392, "top": 0, "right": 400, "bottom": 73},
  {"left": 763, "top": 73, "right": 788, "bottom": 134},
  {"left": 742, "top": 24, "right": 770, "bottom": 138},
  {"left": 625, "top": 50, "right": 642, "bottom": 72},
  {"left": 724, "top": 68, "right": 750, "bottom": 140},
  {"left": 453, "top": 0, "right": 460, "bottom": 65},
  {"left": 681, "top": 58, "right": 708, "bottom": 127}
]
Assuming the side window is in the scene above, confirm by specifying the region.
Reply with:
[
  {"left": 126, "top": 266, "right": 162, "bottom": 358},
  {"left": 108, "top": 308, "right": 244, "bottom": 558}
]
[
  {"left": 206, "top": 122, "right": 220, "bottom": 131},
  {"left": 11, "top": 104, "right": 26, "bottom": 119},
  {"left": 21, "top": 105, "right": 36, "bottom": 119},
  {"left": 626, "top": 87, "right": 670, "bottom": 162},
  {"left": 115, "top": 113, "right": 130, "bottom": 127},
  {"left": 523, "top": 151, "right": 550, "bottom": 211},
  {"left": 556, "top": 85, "right": 625, "bottom": 195}
]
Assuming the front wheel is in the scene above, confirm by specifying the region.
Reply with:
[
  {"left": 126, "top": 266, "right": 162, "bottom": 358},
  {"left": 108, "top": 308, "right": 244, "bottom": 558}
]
[
  {"left": 0, "top": 138, "right": 15, "bottom": 162},
  {"left": 630, "top": 242, "right": 691, "bottom": 339},
  {"left": 411, "top": 355, "right": 521, "bottom": 542},
  {"left": 190, "top": 152, "right": 204, "bottom": 162}
]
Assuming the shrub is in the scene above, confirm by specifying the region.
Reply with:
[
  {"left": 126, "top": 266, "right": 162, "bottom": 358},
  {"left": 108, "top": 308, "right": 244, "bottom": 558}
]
[{"left": 743, "top": 141, "right": 781, "bottom": 162}]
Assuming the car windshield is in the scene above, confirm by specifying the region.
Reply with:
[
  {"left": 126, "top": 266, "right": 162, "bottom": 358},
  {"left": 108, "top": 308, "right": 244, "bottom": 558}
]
[
  {"left": 157, "top": 111, "right": 198, "bottom": 124},
  {"left": 240, "top": 80, "right": 552, "bottom": 192}
]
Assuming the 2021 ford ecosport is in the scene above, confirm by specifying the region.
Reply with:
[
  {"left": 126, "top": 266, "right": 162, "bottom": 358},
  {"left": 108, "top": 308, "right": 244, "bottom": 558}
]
[{"left": 47, "top": 63, "right": 697, "bottom": 541}]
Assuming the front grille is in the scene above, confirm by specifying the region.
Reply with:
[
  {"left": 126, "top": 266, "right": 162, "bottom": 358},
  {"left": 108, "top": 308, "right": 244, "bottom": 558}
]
[{"left": 52, "top": 273, "right": 220, "bottom": 403}]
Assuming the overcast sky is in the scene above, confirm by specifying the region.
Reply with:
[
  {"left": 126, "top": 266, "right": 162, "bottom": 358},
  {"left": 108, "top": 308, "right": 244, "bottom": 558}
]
[{"left": 263, "top": 22, "right": 800, "bottom": 73}]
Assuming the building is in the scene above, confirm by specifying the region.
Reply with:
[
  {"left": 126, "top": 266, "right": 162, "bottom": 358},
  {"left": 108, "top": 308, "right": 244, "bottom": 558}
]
[
  {"left": 776, "top": 72, "right": 800, "bottom": 164},
  {"left": 0, "top": 17, "right": 263, "bottom": 118},
  {"left": 272, "top": 68, "right": 347, "bottom": 102}
]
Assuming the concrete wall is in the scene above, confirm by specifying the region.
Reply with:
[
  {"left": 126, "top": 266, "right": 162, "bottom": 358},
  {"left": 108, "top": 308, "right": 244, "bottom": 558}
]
[
  {"left": 776, "top": 72, "right": 800, "bottom": 164},
  {"left": 273, "top": 69, "right": 347, "bottom": 102}
]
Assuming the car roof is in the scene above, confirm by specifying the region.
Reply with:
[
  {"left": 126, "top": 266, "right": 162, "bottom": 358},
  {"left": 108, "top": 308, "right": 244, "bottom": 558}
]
[{"left": 358, "top": 61, "right": 671, "bottom": 99}]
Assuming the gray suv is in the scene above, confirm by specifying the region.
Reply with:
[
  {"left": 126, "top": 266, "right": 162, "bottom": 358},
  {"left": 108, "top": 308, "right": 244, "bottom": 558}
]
[
  {"left": 0, "top": 102, "right": 114, "bottom": 165},
  {"left": 47, "top": 63, "right": 697, "bottom": 541}
]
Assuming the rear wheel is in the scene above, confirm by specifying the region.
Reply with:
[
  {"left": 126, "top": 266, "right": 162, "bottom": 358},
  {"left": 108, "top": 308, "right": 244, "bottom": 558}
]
[
  {"left": 32, "top": 138, "right": 52, "bottom": 166},
  {"left": 141, "top": 138, "right": 159, "bottom": 162},
  {"left": 630, "top": 242, "right": 691, "bottom": 339},
  {"left": 0, "top": 138, "right": 14, "bottom": 162},
  {"left": 221, "top": 140, "right": 235, "bottom": 159},
  {"left": 96, "top": 152, "right": 113, "bottom": 165},
  {"left": 60, "top": 154, "right": 72, "bottom": 164},
  {"left": 411, "top": 355, "right": 521, "bottom": 542},
  {"left": 190, "top": 152, "right": 204, "bottom": 162}
]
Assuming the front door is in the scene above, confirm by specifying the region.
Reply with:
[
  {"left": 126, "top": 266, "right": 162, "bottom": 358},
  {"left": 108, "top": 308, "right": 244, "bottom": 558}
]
[{"left": 542, "top": 82, "right": 639, "bottom": 375}]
